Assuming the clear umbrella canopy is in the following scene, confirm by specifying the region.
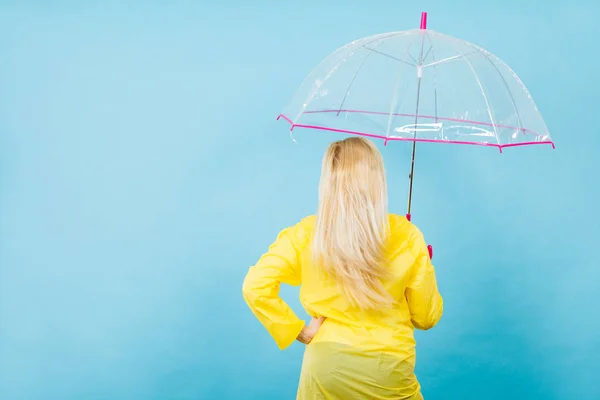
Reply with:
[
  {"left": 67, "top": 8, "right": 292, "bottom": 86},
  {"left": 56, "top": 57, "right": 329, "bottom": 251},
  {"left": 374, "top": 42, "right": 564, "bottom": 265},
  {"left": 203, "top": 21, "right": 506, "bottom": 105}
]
[{"left": 279, "top": 15, "right": 553, "bottom": 152}]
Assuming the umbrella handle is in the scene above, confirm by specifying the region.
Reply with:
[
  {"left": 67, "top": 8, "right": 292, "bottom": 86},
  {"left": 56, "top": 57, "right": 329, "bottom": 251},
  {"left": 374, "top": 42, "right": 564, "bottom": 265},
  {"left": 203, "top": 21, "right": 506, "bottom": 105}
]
[{"left": 406, "top": 214, "right": 434, "bottom": 260}]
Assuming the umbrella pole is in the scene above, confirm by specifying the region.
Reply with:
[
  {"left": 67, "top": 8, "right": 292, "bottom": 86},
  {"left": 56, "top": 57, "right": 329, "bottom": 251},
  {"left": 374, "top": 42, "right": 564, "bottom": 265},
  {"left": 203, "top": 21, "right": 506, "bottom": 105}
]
[
  {"left": 407, "top": 138, "right": 418, "bottom": 220},
  {"left": 407, "top": 12, "right": 428, "bottom": 221}
]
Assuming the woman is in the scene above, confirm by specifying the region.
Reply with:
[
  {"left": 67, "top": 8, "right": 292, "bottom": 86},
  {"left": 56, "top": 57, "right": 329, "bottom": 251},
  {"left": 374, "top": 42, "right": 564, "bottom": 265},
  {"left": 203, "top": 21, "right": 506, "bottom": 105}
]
[{"left": 242, "top": 137, "right": 443, "bottom": 399}]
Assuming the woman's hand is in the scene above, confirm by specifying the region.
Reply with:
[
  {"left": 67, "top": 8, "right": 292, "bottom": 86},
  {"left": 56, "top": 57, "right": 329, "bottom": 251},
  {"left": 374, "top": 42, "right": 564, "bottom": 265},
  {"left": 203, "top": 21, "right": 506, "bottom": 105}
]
[{"left": 296, "top": 316, "right": 326, "bottom": 345}]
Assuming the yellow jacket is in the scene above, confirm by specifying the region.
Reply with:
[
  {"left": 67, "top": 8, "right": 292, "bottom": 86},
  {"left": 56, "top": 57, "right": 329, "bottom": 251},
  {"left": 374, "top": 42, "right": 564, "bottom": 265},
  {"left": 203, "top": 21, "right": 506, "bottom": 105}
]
[{"left": 242, "top": 214, "right": 443, "bottom": 398}]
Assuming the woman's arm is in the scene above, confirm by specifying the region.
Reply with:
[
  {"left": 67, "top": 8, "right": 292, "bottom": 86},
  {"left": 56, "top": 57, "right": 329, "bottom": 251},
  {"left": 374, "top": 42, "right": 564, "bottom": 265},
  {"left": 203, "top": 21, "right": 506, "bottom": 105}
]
[
  {"left": 405, "top": 232, "right": 443, "bottom": 330},
  {"left": 242, "top": 223, "right": 306, "bottom": 350}
]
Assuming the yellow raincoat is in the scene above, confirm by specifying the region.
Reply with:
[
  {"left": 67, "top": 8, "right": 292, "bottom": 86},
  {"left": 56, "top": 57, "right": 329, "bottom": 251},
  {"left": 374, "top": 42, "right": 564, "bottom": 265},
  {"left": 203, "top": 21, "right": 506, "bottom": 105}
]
[{"left": 242, "top": 214, "right": 443, "bottom": 399}]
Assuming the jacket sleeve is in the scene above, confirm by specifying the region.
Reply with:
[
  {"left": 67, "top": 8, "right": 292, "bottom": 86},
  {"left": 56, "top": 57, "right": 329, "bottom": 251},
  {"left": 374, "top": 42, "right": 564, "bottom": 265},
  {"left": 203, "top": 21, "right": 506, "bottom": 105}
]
[
  {"left": 242, "top": 223, "right": 305, "bottom": 350},
  {"left": 405, "top": 232, "right": 443, "bottom": 330}
]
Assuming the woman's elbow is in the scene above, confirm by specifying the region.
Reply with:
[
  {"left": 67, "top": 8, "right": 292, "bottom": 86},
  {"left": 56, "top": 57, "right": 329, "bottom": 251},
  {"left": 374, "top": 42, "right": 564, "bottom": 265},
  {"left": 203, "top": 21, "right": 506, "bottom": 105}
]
[
  {"left": 242, "top": 270, "right": 258, "bottom": 301},
  {"left": 413, "top": 304, "right": 443, "bottom": 330},
  {"left": 412, "top": 318, "right": 438, "bottom": 331},
  {"left": 242, "top": 268, "right": 269, "bottom": 304}
]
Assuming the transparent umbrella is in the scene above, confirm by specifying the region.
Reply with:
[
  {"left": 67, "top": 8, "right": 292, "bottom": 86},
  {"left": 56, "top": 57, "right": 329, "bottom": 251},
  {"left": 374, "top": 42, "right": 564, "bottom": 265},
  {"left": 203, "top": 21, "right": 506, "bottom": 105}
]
[{"left": 278, "top": 12, "right": 554, "bottom": 227}]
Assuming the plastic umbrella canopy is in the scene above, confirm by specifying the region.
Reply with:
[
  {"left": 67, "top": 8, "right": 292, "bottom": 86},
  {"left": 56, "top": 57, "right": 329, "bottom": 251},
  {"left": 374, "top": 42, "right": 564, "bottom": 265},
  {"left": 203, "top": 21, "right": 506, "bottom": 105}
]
[{"left": 278, "top": 22, "right": 554, "bottom": 152}]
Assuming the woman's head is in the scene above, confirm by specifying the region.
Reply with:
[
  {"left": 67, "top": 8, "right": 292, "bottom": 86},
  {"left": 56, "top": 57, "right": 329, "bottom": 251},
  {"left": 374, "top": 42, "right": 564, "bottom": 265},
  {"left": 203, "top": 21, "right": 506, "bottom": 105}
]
[{"left": 313, "top": 137, "right": 393, "bottom": 310}]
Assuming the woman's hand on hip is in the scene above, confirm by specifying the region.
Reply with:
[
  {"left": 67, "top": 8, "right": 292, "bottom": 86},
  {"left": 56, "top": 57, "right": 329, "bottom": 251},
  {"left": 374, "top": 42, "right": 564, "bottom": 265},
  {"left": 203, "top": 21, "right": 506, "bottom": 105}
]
[{"left": 296, "top": 316, "right": 326, "bottom": 345}]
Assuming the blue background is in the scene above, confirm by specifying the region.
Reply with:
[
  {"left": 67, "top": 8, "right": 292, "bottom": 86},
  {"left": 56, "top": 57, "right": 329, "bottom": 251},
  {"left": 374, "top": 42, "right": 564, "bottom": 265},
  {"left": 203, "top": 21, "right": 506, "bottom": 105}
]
[{"left": 0, "top": 1, "right": 598, "bottom": 399}]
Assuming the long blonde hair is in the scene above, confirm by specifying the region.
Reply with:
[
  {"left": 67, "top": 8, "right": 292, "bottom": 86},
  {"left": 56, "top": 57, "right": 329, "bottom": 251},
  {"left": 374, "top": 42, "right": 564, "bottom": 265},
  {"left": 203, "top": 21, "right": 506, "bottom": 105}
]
[{"left": 312, "top": 137, "right": 394, "bottom": 310}]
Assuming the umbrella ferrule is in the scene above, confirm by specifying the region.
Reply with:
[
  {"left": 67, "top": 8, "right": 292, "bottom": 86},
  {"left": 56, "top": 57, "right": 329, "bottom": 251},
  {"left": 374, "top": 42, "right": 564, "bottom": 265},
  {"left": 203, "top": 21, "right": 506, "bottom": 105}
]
[{"left": 420, "top": 12, "right": 428, "bottom": 30}]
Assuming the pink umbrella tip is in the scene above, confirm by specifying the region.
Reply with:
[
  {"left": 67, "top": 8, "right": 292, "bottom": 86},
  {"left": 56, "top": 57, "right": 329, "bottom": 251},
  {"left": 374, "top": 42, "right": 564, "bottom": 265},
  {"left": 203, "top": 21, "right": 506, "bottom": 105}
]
[{"left": 420, "top": 12, "right": 428, "bottom": 30}]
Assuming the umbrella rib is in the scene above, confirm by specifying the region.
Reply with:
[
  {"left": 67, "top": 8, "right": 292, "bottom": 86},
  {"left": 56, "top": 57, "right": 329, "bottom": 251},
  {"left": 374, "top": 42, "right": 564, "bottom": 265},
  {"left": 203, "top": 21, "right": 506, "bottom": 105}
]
[
  {"left": 336, "top": 36, "right": 394, "bottom": 116},
  {"left": 425, "top": 33, "right": 440, "bottom": 135},
  {"left": 293, "top": 32, "right": 408, "bottom": 124},
  {"left": 385, "top": 36, "right": 421, "bottom": 138},
  {"left": 421, "top": 44, "right": 433, "bottom": 64},
  {"left": 423, "top": 55, "right": 460, "bottom": 68},
  {"left": 407, "top": 52, "right": 418, "bottom": 65},
  {"left": 493, "top": 58, "right": 551, "bottom": 140},
  {"left": 363, "top": 47, "right": 416, "bottom": 67},
  {"left": 482, "top": 54, "right": 525, "bottom": 138},
  {"left": 421, "top": 50, "right": 480, "bottom": 68},
  {"left": 443, "top": 40, "right": 501, "bottom": 148},
  {"left": 335, "top": 52, "right": 373, "bottom": 116},
  {"left": 448, "top": 38, "right": 525, "bottom": 140}
]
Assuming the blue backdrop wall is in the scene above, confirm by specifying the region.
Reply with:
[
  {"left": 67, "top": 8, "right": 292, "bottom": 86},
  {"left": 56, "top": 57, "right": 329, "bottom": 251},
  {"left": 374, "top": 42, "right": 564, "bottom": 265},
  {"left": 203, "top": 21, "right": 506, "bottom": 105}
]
[{"left": 0, "top": 1, "right": 598, "bottom": 399}]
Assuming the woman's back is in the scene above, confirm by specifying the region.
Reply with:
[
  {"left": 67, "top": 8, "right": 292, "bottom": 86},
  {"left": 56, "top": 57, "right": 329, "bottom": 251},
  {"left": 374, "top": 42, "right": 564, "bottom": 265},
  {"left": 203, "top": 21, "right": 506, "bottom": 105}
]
[
  {"left": 242, "top": 137, "right": 442, "bottom": 399},
  {"left": 299, "top": 213, "right": 441, "bottom": 356}
]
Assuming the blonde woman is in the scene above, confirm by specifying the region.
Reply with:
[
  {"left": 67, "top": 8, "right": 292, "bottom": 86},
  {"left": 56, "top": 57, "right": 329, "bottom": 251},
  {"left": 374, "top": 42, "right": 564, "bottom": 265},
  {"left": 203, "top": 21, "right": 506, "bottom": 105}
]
[{"left": 242, "top": 137, "right": 443, "bottom": 399}]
